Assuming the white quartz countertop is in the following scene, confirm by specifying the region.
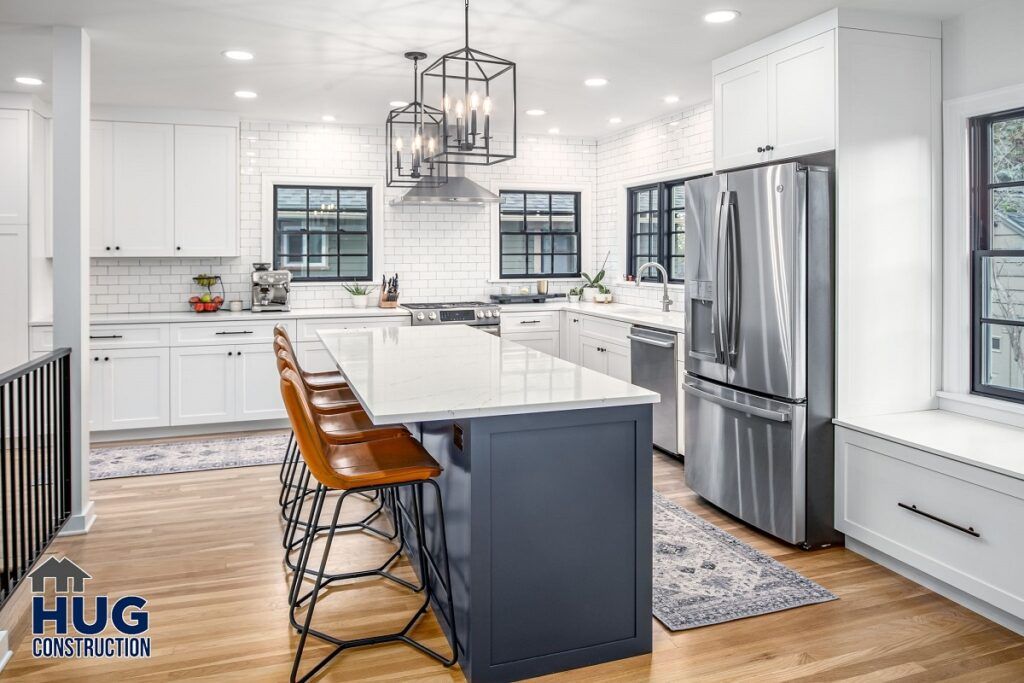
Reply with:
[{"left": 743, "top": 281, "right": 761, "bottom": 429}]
[
  {"left": 317, "top": 325, "right": 659, "bottom": 423},
  {"left": 30, "top": 307, "right": 411, "bottom": 326},
  {"left": 835, "top": 410, "right": 1024, "bottom": 482},
  {"left": 500, "top": 301, "right": 685, "bottom": 334}
]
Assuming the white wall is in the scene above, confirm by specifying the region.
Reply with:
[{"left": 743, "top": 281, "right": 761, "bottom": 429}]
[
  {"left": 594, "top": 104, "right": 713, "bottom": 310},
  {"left": 942, "top": 0, "right": 1024, "bottom": 101},
  {"left": 88, "top": 121, "right": 596, "bottom": 313}
]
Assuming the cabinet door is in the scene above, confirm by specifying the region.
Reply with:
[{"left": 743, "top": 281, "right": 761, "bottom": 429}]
[
  {"left": 296, "top": 342, "right": 338, "bottom": 374},
  {"left": 88, "top": 353, "right": 106, "bottom": 431},
  {"left": 503, "top": 330, "right": 559, "bottom": 357},
  {"left": 112, "top": 122, "right": 174, "bottom": 256},
  {"left": 0, "top": 108, "right": 28, "bottom": 224},
  {"left": 90, "top": 121, "right": 115, "bottom": 256},
  {"left": 560, "top": 312, "right": 582, "bottom": 363},
  {"left": 103, "top": 348, "right": 170, "bottom": 430},
  {"left": 235, "top": 346, "right": 287, "bottom": 421},
  {"left": 579, "top": 335, "right": 608, "bottom": 375},
  {"left": 174, "top": 125, "right": 238, "bottom": 256},
  {"left": 714, "top": 58, "right": 770, "bottom": 171},
  {"left": 170, "top": 345, "right": 235, "bottom": 425},
  {"left": 604, "top": 343, "right": 631, "bottom": 382},
  {"left": 768, "top": 31, "right": 835, "bottom": 160},
  {"left": 0, "top": 224, "right": 29, "bottom": 371}
]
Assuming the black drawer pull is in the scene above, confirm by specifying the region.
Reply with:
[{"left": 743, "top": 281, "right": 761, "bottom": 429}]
[
  {"left": 215, "top": 330, "right": 254, "bottom": 335},
  {"left": 898, "top": 502, "right": 980, "bottom": 538},
  {"left": 89, "top": 334, "right": 124, "bottom": 339},
  {"left": 519, "top": 320, "right": 541, "bottom": 325}
]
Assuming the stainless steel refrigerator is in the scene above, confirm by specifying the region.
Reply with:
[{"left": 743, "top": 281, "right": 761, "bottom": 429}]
[{"left": 683, "top": 161, "right": 840, "bottom": 548}]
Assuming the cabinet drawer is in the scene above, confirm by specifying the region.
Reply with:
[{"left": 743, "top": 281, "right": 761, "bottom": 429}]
[
  {"left": 502, "top": 330, "right": 560, "bottom": 357},
  {"left": 500, "top": 310, "right": 559, "bottom": 333},
  {"left": 295, "top": 316, "right": 409, "bottom": 342},
  {"left": 89, "top": 324, "right": 169, "bottom": 349},
  {"left": 579, "top": 314, "right": 631, "bottom": 345},
  {"left": 837, "top": 430, "right": 1024, "bottom": 619},
  {"left": 170, "top": 319, "right": 293, "bottom": 346}
]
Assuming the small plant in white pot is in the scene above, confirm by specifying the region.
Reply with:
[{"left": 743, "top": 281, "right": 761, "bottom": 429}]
[
  {"left": 596, "top": 283, "right": 613, "bottom": 304},
  {"left": 567, "top": 286, "right": 584, "bottom": 303},
  {"left": 343, "top": 283, "right": 377, "bottom": 309},
  {"left": 581, "top": 251, "right": 610, "bottom": 302}
]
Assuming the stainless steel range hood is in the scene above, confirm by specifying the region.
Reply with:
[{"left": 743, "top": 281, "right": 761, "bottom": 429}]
[{"left": 392, "top": 165, "right": 497, "bottom": 206}]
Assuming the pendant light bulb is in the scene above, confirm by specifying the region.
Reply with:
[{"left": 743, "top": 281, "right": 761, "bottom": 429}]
[
  {"left": 470, "top": 91, "right": 480, "bottom": 111},
  {"left": 455, "top": 99, "right": 465, "bottom": 118},
  {"left": 413, "top": 133, "right": 422, "bottom": 149},
  {"left": 443, "top": 94, "right": 451, "bottom": 112},
  {"left": 483, "top": 96, "right": 493, "bottom": 115},
  {"left": 428, "top": 137, "right": 436, "bottom": 153},
  {"left": 395, "top": 137, "right": 404, "bottom": 151}
]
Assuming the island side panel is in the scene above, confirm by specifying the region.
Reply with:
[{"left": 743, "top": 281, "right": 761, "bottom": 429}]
[{"left": 465, "top": 405, "right": 653, "bottom": 682}]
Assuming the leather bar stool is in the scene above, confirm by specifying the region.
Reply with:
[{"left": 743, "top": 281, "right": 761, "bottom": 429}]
[{"left": 280, "top": 368, "right": 458, "bottom": 682}]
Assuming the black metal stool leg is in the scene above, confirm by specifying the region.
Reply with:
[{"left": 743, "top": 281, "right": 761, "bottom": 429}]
[{"left": 279, "top": 431, "right": 294, "bottom": 485}]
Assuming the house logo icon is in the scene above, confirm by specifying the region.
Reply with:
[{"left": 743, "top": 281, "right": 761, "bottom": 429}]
[{"left": 28, "top": 557, "right": 92, "bottom": 594}]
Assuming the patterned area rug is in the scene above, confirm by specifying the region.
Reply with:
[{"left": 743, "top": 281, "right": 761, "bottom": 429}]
[
  {"left": 90, "top": 432, "right": 289, "bottom": 480},
  {"left": 653, "top": 491, "right": 837, "bottom": 630}
]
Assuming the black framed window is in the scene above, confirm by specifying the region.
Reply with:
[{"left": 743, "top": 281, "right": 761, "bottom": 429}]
[
  {"left": 273, "top": 185, "right": 372, "bottom": 281},
  {"left": 627, "top": 177, "right": 697, "bottom": 283},
  {"left": 499, "top": 191, "right": 581, "bottom": 278},
  {"left": 971, "top": 107, "right": 1024, "bottom": 403}
]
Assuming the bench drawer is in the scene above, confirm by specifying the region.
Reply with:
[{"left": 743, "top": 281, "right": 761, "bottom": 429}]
[
  {"left": 579, "top": 314, "right": 631, "bottom": 345},
  {"left": 170, "top": 320, "right": 294, "bottom": 347},
  {"left": 499, "top": 310, "right": 559, "bottom": 333},
  {"left": 837, "top": 429, "right": 1024, "bottom": 619},
  {"left": 89, "top": 324, "right": 170, "bottom": 349}
]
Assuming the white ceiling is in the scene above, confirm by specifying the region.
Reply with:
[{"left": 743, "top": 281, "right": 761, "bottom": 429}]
[{"left": 0, "top": 0, "right": 973, "bottom": 136}]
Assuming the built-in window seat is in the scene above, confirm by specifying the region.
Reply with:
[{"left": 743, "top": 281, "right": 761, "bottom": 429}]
[{"left": 834, "top": 410, "right": 1024, "bottom": 637}]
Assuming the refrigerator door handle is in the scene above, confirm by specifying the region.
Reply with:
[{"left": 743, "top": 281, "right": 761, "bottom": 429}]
[
  {"left": 724, "top": 195, "right": 740, "bottom": 359},
  {"left": 713, "top": 191, "right": 728, "bottom": 362},
  {"left": 682, "top": 381, "right": 792, "bottom": 423}
]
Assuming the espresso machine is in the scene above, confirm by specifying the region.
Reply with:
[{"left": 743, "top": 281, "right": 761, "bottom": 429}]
[{"left": 251, "top": 263, "right": 292, "bottom": 312}]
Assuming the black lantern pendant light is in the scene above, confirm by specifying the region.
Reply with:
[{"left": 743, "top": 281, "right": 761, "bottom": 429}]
[
  {"left": 420, "top": 0, "right": 517, "bottom": 166},
  {"left": 386, "top": 52, "right": 448, "bottom": 188}
]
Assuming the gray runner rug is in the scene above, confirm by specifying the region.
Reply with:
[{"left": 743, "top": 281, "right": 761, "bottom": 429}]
[{"left": 90, "top": 432, "right": 288, "bottom": 480}]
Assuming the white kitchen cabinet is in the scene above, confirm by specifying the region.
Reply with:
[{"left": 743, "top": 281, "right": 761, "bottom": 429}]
[
  {"left": 503, "top": 330, "right": 559, "bottom": 357},
  {"left": 579, "top": 334, "right": 630, "bottom": 381},
  {"left": 713, "top": 58, "right": 770, "bottom": 170},
  {"left": 713, "top": 31, "right": 835, "bottom": 170},
  {"left": 296, "top": 342, "right": 338, "bottom": 374},
  {"left": 604, "top": 343, "right": 630, "bottom": 382},
  {"left": 90, "top": 348, "right": 170, "bottom": 431},
  {"left": 560, "top": 311, "right": 582, "bottom": 364},
  {"left": 0, "top": 109, "right": 28, "bottom": 225},
  {"left": 170, "top": 345, "right": 236, "bottom": 425},
  {"left": 173, "top": 125, "right": 238, "bottom": 256},
  {"left": 235, "top": 345, "right": 287, "bottom": 421},
  {"left": 90, "top": 121, "right": 114, "bottom": 256},
  {"left": 111, "top": 122, "right": 175, "bottom": 256}
]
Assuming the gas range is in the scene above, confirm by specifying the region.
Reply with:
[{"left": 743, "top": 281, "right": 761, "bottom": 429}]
[{"left": 403, "top": 301, "right": 501, "bottom": 328}]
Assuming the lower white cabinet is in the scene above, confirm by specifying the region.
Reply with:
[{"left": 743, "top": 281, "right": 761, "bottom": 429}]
[
  {"left": 90, "top": 348, "right": 170, "bottom": 431},
  {"left": 295, "top": 342, "right": 338, "bottom": 374},
  {"left": 170, "top": 345, "right": 235, "bottom": 425},
  {"left": 560, "top": 311, "right": 582, "bottom": 364},
  {"left": 235, "top": 346, "right": 287, "bottom": 421},
  {"left": 503, "top": 330, "right": 559, "bottom": 356},
  {"left": 579, "top": 334, "right": 630, "bottom": 382}
]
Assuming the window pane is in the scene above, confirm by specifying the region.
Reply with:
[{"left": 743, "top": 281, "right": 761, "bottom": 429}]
[
  {"left": 991, "top": 116, "right": 1024, "bottom": 184},
  {"left": 670, "top": 184, "right": 686, "bottom": 209},
  {"left": 635, "top": 213, "right": 651, "bottom": 233},
  {"left": 553, "top": 235, "right": 577, "bottom": 254},
  {"left": 276, "top": 187, "right": 306, "bottom": 209},
  {"left": 306, "top": 255, "right": 338, "bottom": 278},
  {"left": 671, "top": 256, "right": 685, "bottom": 280},
  {"left": 634, "top": 235, "right": 650, "bottom": 256},
  {"left": 554, "top": 255, "right": 578, "bottom": 274},
  {"left": 338, "top": 256, "right": 368, "bottom": 278},
  {"left": 308, "top": 188, "right": 338, "bottom": 211},
  {"left": 338, "top": 234, "right": 368, "bottom": 254},
  {"left": 981, "top": 323, "right": 1024, "bottom": 391},
  {"left": 276, "top": 212, "right": 306, "bottom": 233},
  {"left": 526, "top": 193, "right": 550, "bottom": 214},
  {"left": 672, "top": 208, "right": 686, "bottom": 234},
  {"left": 500, "top": 215, "right": 524, "bottom": 233},
  {"left": 278, "top": 260, "right": 305, "bottom": 278},
  {"left": 649, "top": 188, "right": 659, "bottom": 211},
  {"left": 526, "top": 214, "right": 551, "bottom": 232},
  {"left": 526, "top": 234, "right": 552, "bottom": 254},
  {"left": 338, "top": 189, "right": 368, "bottom": 211},
  {"left": 502, "top": 255, "right": 526, "bottom": 275},
  {"left": 671, "top": 230, "right": 685, "bottom": 257},
  {"left": 635, "top": 190, "right": 650, "bottom": 213},
  {"left": 983, "top": 256, "right": 1024, "bottom": 322},
  {"left": 500, "top": 193, "right": 525, "bottom": 212},
  {"left": 551, "top": 214, "right": 576, "bottom": 232},
  {"left": 527, "top": 254, "right": 552, "bottom": 275},
  {"left": 502, "top": 234, "right": 526, "bottom": 253},
  {"left": 278, "top": 233, "right": 306, "bottom": 254},
  {"left": 551, "top": 194, "right": 576, "bottom": 213},
  {"left": 309, "top": 212, "right": 338, "bottom": 232},
  {"left": 991, "top": 187, "right": 1024, "bottom": 249}
]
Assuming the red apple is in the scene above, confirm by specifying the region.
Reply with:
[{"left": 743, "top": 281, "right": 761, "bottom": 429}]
[
  {"left": 203, "top": 302, "right": 216, "bottom": 312},
  {"left": 213, "top": 295, "right": 224, "bottom": 304},
  {"left": 189, "top": 296, "right": 200, "bottom": 304},
  {"left": 193, "top": 303, "right": 204, "bottom": 312}
]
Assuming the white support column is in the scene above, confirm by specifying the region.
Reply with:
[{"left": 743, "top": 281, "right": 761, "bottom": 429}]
[{"left": 52, "top": 26, "right": 95, "bottom": 535}]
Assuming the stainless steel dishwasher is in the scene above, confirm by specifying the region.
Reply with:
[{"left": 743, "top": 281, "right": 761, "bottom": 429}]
[{"left": 628, "top": 325, "right": 678, "bottom": 455}]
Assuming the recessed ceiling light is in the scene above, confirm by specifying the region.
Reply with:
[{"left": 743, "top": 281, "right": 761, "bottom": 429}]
[
  {"left": 704, "top": 9, "right": 740, "bottom": 23},
  {"left": 389, "top": 100, "right": 409, "bottom": 108},
  {"left": 547, "top": 127, "right": 560, "bottom": 135},
  {"left": 222, "top": 50, "right": 254, "bottom": 61},
  {"left": 526, "top": 109, "right": 546, "bottom": 116},
  {"left": 584, "top": 77, "right": 608, "bottom": 87},
  {"left": 15, "top": 76, "right": 43, "bottom": 86},
  {"left": 234, "top": 90, "right": 258, "bottom": 99},
  {"left": 609, "top": 117, "right": 622, "bottom": 124},
  {"left": 321, "top": 115, "right": 336, "bottom": 122},
  {"left": 663, "top": 95, "right": 680, "bottom": 104}
]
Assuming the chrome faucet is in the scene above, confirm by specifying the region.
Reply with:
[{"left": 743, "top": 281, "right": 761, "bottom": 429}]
[{"left": 636, "top": 262, "right": 673, "bottom": 312}]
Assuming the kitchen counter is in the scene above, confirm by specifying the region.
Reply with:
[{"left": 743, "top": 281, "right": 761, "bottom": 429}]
[
  {"left": 317, "top": 324, "right": 658, "bottom": 423},
  {"left": 316, "top": 323, "right": 655, "bottom": 681},
  {"left": 501, "top": 301, "right": 686, "bottom": 334},
  {"left": 29, "top": 306, "right": 411, "bottom": 326}
]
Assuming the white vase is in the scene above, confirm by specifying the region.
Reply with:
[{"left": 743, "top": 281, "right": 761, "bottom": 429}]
[
  {"left": 583, "top": 288, "right": 595, "bottom": 302},
  {"left": 567, "top": 294, "right": 581, "bottom": 303},
  {"left": 350, "top": 294, "right": 370, "bottom": 308}
]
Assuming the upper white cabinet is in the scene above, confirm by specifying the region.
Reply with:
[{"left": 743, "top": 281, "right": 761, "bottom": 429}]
[
  {"left": 174, "top": 125, "right": 237, "bottom": 256},
  {"left": 111, "top": 122, "right": 175, "bottom": 256},
  {"left": 91, "top": 120, "right": 238, "bottom": 257},
  {"left": 0, "top": 109, "right": 29, "bottom": 225},
  {"left": 714, "top": 31, "right": 835, "bottom": 170}
]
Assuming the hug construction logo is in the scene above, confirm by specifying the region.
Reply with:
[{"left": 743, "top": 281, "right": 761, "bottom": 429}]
[{"left": 28, "top": 557, "right": 152, "bottom": 659}]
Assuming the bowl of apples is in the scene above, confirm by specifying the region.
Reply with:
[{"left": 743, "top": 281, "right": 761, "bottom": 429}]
[{"left": 189, "top": 274, "right": 226, "bottom": 313}]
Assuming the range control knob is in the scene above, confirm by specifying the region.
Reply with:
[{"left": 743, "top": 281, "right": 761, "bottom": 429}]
[
  {"left": 476, "top": 310, "right": 485, "bottom": 318},
  {"left": 485, "top": 310, "right": 493, "bottom": 318},
  {"left": 416, "top": 312, "right": 425, "bottom": 320},
  {"left": 492, "top": 309, "right": 500, "bottom": 317},
  {"left": 428, "top": 312, "right": 437, "bottom": 320}
]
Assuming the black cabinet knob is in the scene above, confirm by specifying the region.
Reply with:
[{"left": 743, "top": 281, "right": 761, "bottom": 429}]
[
  {"left": 104, "top": 357, "right": 109, "bottom": 361},
  {"left": 176, "top": 246, "right": 181, "bottom": 251},
  {"left": 105, "top": 246, "right": 111, "bottom": 251},
  {"left": 115, "top": 246, "right": 120, "bottom": 251},
  {"left": 757, "top": 146, "right": 765, "bottom": 153},
  {"left": 765, "top": 144, "right": 774, "bottom": 152},
  {"left": 236, "top": 350, "right": 242, "bottom": 356},
  {"left": 227, "top": 351, "right": 233, "bottom": 356},
  {"left": 93, "top": 356, "right": 99, "bottom": 361}
]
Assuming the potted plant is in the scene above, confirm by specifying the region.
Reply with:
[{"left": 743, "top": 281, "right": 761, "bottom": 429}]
[
  {"left": 567, "top": 286, "right": 584, "bottom": 304},
  {"left": 581, "top": 251, "right": 610, "bottom": 302},
  {"left": 343, "top": 283, "right": 377, "bottom": 309},
  {"left": 596, "top": 283, "right": 613, "bottom": 304}
]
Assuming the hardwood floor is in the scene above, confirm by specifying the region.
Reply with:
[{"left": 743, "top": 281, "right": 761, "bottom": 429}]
[{"left": 5, "top": 447, "right": 1023, "bottom": 681}]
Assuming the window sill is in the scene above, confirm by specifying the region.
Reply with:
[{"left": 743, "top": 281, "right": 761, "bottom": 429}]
[
  {"left": 936, "top": 391, "right": 1024, "bottom": 431},
  {"left": 488, "top": 277, "right": 582, "bottom": 284},
  {"left": 618, "top": 281, "right": 687, "bottom": 292}
]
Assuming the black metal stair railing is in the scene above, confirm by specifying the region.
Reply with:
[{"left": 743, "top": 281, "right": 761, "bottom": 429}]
[{"left": 0, "top": 348, "right": 72, "bottom": 608}]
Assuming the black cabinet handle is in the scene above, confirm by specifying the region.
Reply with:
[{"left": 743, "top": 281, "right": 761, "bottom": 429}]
[
  {"left": 90, "top": 334, "right": 124, "bottom": 340},
  {"left": 519, "top": 320, "right": 541, "bottom": 325},
  {"left": 215, "top": 331, "right": 254, "bottom": 335},
  {"left": 898, "top": 502, "right": 980, "bottom": 538}
]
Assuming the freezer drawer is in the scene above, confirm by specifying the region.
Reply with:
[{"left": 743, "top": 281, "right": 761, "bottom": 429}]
[{"left": 683, "top": 375, "right": 806, "bottom": 544}]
